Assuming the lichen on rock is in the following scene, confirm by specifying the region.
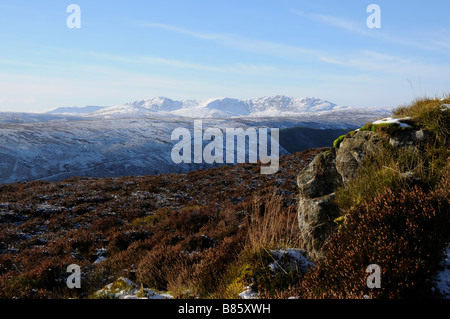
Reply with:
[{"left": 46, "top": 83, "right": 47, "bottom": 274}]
[
  {"left": 335, "top": 130, "right": 383, "bottom": 183},
  {"left": 297, "top": 122, "right": 431, "bottom": 260},
  {"left": 297, "top": 149, "right": 342, "bottom": 259}
]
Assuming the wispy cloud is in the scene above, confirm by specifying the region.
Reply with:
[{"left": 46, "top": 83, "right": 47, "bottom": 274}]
[
  {"left": 136, "top": 55, "right": 276, "bottom": 75},
  {"left": 293, "top": 10, "right": 370, "bottom": 36},
  {"left": 141, "top": 19, "right": 430, "bottom": 73},
  {"left": 62, "top": 21, "right": 450, "bottom": 82},
  {"left": 434, "top": 40, "right": 450, "bottom": 49},
  {"left": 291, "top": 9, "right": 450, "bottom": 54},
  {"left": 426, "top": 29, "right": 450, "bottom": 51},
  {"left": 91, "top": 54, "right": 277, "bottom": 76},
  {"left": 143, "top": 22, "right": 221, "bottom": 40},
  {"left": 318, "top": 49, "right": 450, "bottom": 80},
  {"left": 140, "top": 19, "right": 446, "bottom": 74},
  {"left": 141, "top": 21, "right": 317, "bottom": 59},
  {"left": 31, "top": 46, "right": 278, "bottom": 76}
]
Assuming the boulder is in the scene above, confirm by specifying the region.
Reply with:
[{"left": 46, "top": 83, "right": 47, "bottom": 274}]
[
  {"left": 297, "top": 131, "right": 382, "bottom": 258},
  {"left": 297, "top": 126, "right": 430, "bottom": 259},
  {"left": 297, "top": 149, "right": 343, "bottom": 198},
  {"left": 297, "top": 149, "right": 342, "bottom": 259},
  {"left": 298, "top": 193, "right": 341, "bottom": 259},
  {"left": 335, "top": 131, "right": 382, "bottom": 183}
]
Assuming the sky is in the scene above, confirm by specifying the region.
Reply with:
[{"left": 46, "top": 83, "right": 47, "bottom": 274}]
[{"left": 0, "top": 0, "right": 449, "bottom": 112}]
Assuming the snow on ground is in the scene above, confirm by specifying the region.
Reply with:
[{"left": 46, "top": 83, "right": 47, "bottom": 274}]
[
  {"left": 434, "top": 246, "right": 450, "bottom": 299},
  {"left": 0, "top": 111, "right": 384, "bottom": 185},
  {"left": 268, "top": 248, "right": 314, "bottom": 274},
  {"left": 238, "top": 286, "right": 260, "bottom": 299},
  {"left": 239, "top": 248, "right": 314, "bottom": 299},
  {"left": 92, "top": 249, "right": 315, "bottom": 299},
  {"left": 93, "top": 248, "right": 107, "bottom": 264},
  {"left": 94, "top": 277, "right": 173, "bottom": 299},
  {"left": 95, "top": 249, "right": 314, "bottom": 300},
  {"left": 372, "top": 117, "right": 412, "bottom": 128}
]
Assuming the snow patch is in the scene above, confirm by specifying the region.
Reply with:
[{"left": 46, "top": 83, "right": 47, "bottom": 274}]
[
  {"left": 268, "top": 248, "right": 314, "bottom": 273},
  {"left": 94, "top": 277, "right": 173, "bottom": 299},
  {"left": 372, "top": 117, "right": 412, "bottom": 128},
  {"left": 238, "top": 249, "right": 314, "bottom": 299},
  {"left": 434, "top": 246, "right": 450, "bottom": 299},
  {"left": 94, "top": 248, "right": 107, "bottom": 264},
  {"left": 238, "top": 286, "right": 260, "bottom": 299}
]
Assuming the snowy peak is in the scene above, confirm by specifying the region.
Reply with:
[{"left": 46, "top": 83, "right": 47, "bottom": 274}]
[
  {"left": 92, "top": 97, "right": 182, "bottom": 117},
  {"left": 49, "top": 96, "right": 349, "bottom": 119},
  {"left": 200, "top": 97, "right": 251, "bottom": 114},
  {"left": 171, "top": 97, "right": 252, "bottom": 118},
  {"left": 126, "top": 97, "right": 183, "bottom": 112},
  {"left": 250, "top": 96, "right": 341, "bottom": 116}
]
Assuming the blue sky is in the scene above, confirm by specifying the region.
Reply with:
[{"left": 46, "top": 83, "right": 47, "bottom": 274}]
[{"left": 0, "top": 0, "right": 449, "bottom": 112}]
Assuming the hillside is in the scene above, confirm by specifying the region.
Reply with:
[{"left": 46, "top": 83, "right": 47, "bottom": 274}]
[
  {"left": 0, "top": 148, "right": 322, "bottom": 299},
  {"left": 0, "top": 115, "right": 383, "bottom": 185}
]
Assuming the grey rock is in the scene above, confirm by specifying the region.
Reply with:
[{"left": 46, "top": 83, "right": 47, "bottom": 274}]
[
  {"left": 297, "top": 149, "right": 342, "bottom": 259},
  {"left": 298, "top": 193, "right": 340, "bottom": 260},
  {"left": 297, "top": 126, "right": 431, "bottom": 259},
  {"left": 335, "top": 131, "right": 382, "bottom": 183},
  {"left": 297, "top": 149, "right": 343, "bottom": 198}
]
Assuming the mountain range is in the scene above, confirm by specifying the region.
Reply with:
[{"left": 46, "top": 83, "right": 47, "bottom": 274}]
[
  {"left": 46, "top": 96, "right": 355, "bottom": 119},
  {"left": 0, "top": 96, "right": 390, "bottom": 184}
]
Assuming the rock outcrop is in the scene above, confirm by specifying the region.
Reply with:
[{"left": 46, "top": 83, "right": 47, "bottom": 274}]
[
  {"left": 297, "top": 150, "right": 342, "bottom": 259},
  {"left": 297, "top": 124, "right": 430, "bottom": 259},
  {"left": 335, "top": 131, "right": 382, "bottom": 183},
  {"left": 297, "top": 130, "right": 384, "bottom": 259}
]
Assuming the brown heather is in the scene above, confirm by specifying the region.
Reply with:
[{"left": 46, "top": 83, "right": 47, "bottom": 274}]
[
  {"left": 298, "top": 96, "right": 450, "bottom": 299},
  {"left": 299, "top": 180, "right": 450, "bottom": 299},
  {"left": 0, "top": 148, "right": 323, "bottom": 299}
]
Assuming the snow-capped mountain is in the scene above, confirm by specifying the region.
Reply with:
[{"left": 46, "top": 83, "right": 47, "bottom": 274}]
[
  {"left": 0, "top": 96, "right": 391, "bottom": 184},
  {"left": 171, "top": 97, "right": 253, "bottom": 118},
  {"left": 73, "top": 96, "right": 350, "bottom": 119},
  {"left": 249, "top": 96, "right": 345, "bottom": 117}
]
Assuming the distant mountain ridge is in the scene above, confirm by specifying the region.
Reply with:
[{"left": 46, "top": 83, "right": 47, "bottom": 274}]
[
  {"left": 46, "top": 105, "right": 107, "bottom": 115},
  {"left": 44, "top": 96, "right": 354, "bottom": 119},
  {"left": 0, "top": 96, "right": 391, "bottom": 184}
]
